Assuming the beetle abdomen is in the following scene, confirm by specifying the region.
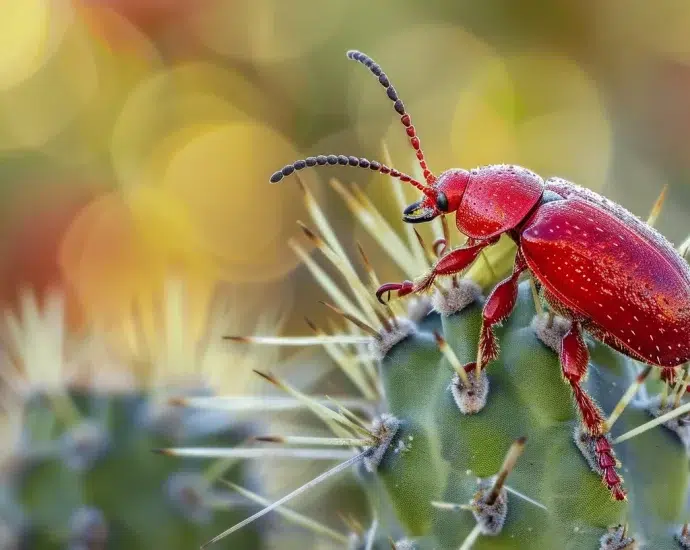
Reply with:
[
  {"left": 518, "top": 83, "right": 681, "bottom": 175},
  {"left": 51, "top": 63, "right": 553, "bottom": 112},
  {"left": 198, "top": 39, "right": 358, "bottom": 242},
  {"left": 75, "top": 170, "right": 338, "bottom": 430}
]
[{"left": 520, "top": 196, "right": 690, "bottom": 367}]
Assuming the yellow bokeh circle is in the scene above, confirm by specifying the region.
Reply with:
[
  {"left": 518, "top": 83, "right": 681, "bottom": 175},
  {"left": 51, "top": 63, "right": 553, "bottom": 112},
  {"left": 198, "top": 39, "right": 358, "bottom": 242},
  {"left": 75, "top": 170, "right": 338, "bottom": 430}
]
[
  {"left": 383, "top": 53, "right": 611, "bottom": 190},
  {"left": 111, "top": 62, "right": 273, "bottom": 187},
  {"left": 60, "top": 186, "right": 216, "bottom": 334},
  {"left": 159, "top": 122, "right": 314, "bottom": 282},
  {"left": 0, "top": 0, "right": 73, "bottom": 91},
  {"left": 348, "top": 24, "right": 502, "bottom": 157},
  {"left": 0, "top": 4, "right": 98, "bottom": 151},
  {"left": 479, "top": 53, "right": 611, "bottom": 187}
]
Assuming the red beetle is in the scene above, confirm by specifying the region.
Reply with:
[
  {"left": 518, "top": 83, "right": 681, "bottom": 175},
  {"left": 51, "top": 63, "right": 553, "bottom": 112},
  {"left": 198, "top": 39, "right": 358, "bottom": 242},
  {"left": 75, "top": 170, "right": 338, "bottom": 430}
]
[{"left": 269, "top": 50, "right": 690, "bottom": 501}]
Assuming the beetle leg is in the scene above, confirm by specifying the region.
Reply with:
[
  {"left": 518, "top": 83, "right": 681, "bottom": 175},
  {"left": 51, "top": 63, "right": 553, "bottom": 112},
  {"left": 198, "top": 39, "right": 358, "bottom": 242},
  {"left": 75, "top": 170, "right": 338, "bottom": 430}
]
[
  {"left": 561, "top": 322, "right": 627, "bottom": 501},
  {"left": 430, "top": 237, "right": 498, "bottom": 276},
  {"left": 376, "top": 238, "right": 497, "bottom": 304},
  {"left": 476, "top": 251, "right": 527, "bottom": 369},
  {"left": 410, "top": 237, "right": 499, "bottom": 292},
  {"left": 561, "top": 322, "right": 603, "bottom": 432},
  {"left": 375, "top": 281, "right": 415, "bottom": 303}
]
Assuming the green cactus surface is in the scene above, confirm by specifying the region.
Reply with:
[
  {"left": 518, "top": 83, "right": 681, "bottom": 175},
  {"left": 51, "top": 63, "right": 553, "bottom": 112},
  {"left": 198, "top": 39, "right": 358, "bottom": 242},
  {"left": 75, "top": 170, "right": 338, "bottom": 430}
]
[
  {"left": 0, "top": 387, "right": 263, "bottom": 550},
  {"left": 372, "top": 279, "right": 690, "bottom": 549}
]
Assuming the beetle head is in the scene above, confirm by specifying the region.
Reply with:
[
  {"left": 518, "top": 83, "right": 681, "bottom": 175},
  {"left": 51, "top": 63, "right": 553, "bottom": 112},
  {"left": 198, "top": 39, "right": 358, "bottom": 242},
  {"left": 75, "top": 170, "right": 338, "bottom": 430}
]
[{"left": 402, "top": 169, "right": 470, "bottom": 224}]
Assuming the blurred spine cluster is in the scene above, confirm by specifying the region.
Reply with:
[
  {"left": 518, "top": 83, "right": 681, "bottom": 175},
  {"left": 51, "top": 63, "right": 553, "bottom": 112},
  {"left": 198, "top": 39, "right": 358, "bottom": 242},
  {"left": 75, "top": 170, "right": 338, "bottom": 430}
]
[{"left": 0, "top": 281, "right": 292, "bottom": 548}]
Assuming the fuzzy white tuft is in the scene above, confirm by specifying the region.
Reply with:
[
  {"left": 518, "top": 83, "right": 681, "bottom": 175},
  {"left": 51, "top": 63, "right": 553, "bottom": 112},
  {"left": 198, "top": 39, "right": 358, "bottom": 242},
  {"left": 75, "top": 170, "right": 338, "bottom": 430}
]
[
  {"left": 531, "top": 313, "right": 571, "bottom": 353},
  {"left": 431, "top": 280, "right": 483, "bottom": 316},
  {"left": 450, "top": 370, "right": 489, "bottom": 414},
  {"left": 369, "top": 318, "right": 416, "bottom": 361},
  {"left": 406, "top": 296, "right": 433, "bottom": 323}
]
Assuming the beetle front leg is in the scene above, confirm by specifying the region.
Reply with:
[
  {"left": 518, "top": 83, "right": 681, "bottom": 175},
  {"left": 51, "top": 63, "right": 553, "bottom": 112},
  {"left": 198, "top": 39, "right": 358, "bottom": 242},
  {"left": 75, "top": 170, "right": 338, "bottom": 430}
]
[
  {"left": 376, "top": 237, "right": 498, "bottom": 304},
  {"left": 474, "top": 251, "right": 527, "bottom": 370},
  {"left": 561, "top": 322, "right": 627, "bottom": 501}
]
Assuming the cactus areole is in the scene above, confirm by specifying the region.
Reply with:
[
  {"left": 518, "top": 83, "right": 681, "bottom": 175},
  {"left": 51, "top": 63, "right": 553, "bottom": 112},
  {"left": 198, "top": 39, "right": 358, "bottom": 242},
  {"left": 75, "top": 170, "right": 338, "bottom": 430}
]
[{"left": 270, "top": 49, "right": 690, "bottom": 502}]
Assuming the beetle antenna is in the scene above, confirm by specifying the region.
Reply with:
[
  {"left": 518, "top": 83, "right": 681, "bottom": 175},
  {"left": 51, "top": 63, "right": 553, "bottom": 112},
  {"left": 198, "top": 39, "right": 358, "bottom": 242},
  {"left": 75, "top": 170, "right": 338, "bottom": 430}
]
[
  {"left": 269, "top": 154, "right": 436, "bottom": 199},
  {"left": 346, "top": 50, "right": 435, "bottom": 186}
]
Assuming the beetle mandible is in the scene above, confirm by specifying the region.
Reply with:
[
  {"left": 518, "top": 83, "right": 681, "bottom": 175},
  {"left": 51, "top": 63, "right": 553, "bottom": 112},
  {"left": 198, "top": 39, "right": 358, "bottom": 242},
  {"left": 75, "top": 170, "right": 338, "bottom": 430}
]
[{"left": 269, "top": 50, "right": 690, "bottom": 501}]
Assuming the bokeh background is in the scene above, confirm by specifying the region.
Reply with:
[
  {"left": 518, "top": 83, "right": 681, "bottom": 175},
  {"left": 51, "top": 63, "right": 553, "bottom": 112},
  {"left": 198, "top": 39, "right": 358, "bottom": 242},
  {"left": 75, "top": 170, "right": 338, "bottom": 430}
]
[{"left": 1, "top": 0, "right": 690, "bottom": 547}]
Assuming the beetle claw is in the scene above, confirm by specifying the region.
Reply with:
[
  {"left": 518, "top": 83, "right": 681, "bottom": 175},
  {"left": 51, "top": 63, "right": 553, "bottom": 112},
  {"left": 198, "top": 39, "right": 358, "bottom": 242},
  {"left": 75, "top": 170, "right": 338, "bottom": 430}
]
[
  {"left": 611, "top": 485, "right": 627, "bottom": 502},
  {"left": 376, "top": 281, "right": 415, "bottom": 304},
  {"left": 593, "top": 435, "right": 627, "bottom": 501},
  {"left": 432, "top": 238, "right": 447, "bottom": 257}
]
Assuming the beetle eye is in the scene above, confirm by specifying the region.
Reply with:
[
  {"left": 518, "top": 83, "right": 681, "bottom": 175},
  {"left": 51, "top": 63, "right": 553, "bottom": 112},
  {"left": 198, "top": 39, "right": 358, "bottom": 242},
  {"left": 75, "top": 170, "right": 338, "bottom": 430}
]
[{"left": 436, "top": 192, "right": 449, "bottom": 212}]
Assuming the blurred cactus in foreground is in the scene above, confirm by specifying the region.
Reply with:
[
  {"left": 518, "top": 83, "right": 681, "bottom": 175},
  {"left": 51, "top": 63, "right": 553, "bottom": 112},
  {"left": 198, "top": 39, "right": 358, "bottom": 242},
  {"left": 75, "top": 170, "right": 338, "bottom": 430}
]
[
  {"left": 179, "top": 164, "right": 690, "bottom": 549},
  {"left": 1, "top": 388, "right": 263, "bottom": 549},
  {"left": 0, "top": 284, "right": 275, "bottom": 550}
]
